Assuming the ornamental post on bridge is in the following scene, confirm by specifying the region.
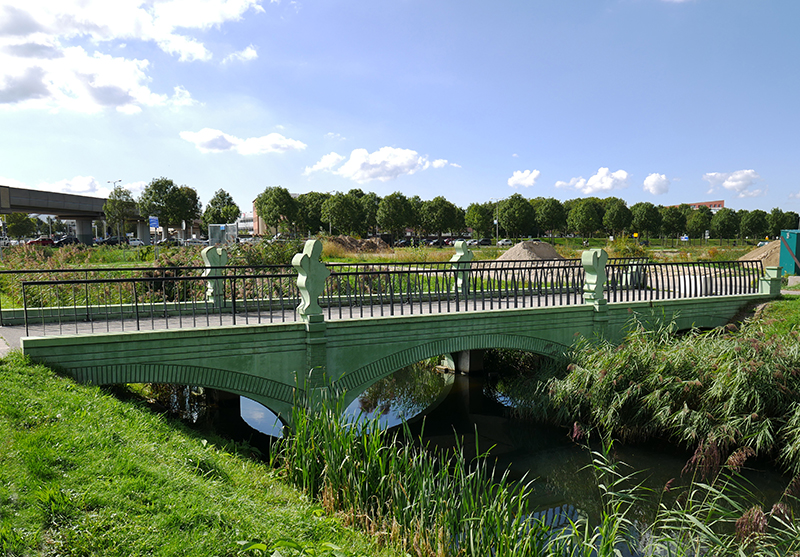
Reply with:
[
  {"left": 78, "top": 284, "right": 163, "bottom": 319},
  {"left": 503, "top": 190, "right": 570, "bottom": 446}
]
[
  {"left": 449, "top": 240, "right": 474, "bottom": 300},
  {"left": 292, "top": 239, "right": 331, "bottom": 408},
  {"left": 581, "top": 248, "right": 609, "bottom": 336},
  {"left": 201, "top": 246, "right": 228, "bottom": 307},
  {"left": 759, "top": 266, "right": 782, "bottom": 297}
]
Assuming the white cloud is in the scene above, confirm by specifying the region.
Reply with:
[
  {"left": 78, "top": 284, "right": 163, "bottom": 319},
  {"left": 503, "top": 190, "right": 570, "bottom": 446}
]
[
  {"left": 336, "top": 147, "right": 428, "bottom": 183},
  {"left": 303, "top": 152, "right": 345, "bottom": 175},
  {"left": 702, "top": 169, "right": 763, "bottom": 198},
  {"left": 643, "top": 173, "right": 670, "bottom": 195},
  {"left": 507, "top": 169, "right": 540, "bottom": 188},
  {"left": 555, "top": 167, "right": 629, "bottom": 195},
  {"left": 450, "top": 162, "right": 462, "bottom": 168},
  {"left": 325, "top": 132, "right": 345, "bottom": 140},
  {"left": 223, "top": 44, "right": 257, "bottom": 64},
  {"left": 304, "top": 146, "right": 451, "bottom": 183},
  {"left": 0, "top": 0, "right": 264, "bottom": 112},
  {"left": 180, "top": 128, "right": 306, "bottom": 154},
  {"left": 512, "top": 153, "right": 519, "bottom": 158}
]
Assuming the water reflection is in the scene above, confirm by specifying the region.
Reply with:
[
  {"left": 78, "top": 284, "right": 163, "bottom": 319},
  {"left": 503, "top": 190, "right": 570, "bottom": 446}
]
[{"left": 240, "top": 359, "right": 454, "bottom": 436}]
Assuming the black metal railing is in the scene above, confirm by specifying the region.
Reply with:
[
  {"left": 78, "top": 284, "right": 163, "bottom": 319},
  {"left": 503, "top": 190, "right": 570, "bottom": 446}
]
[
  {"left": 21, "top": 269, "right": 299, "bottom": 336},
  {"left": 604, "top": 259, "right": 764, "bottom": 302},
  {"left": 13, "top": 258, "right": 768, "bottom": 336}
]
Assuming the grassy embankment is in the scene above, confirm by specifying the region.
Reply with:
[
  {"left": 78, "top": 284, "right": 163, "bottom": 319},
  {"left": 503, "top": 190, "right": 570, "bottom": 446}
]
[{"left": 0, "top": 351, "right": 403, "bottom": 557}]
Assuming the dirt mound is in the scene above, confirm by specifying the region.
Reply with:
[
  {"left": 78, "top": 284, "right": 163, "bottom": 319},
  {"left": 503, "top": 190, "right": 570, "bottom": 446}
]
[
  {"left": 327, "top": 235, "right": 391, "bottom": 253},
  {"left": 496, "top": 240, "right": 563, "bottom": 261},
  {"left": 739, "top": 240, "right": 780, "bottom": 267}
]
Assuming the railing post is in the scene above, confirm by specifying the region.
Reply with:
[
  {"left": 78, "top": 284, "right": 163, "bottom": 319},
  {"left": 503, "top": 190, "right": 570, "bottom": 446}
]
[
  {"left": 449, "top": 240, "right": 474, "bottom": 302},
  {"left": 759, "top": 266, "right": 782, "bottom": 297},
  {"left": 201, "top": 246, "right": 228, "bottom": 308},
  {"left": 582, "top": 248, "right": 609, "bottom": 337},
  {"left": 292, "top": 239, "right": 331, "bottom": 410}
]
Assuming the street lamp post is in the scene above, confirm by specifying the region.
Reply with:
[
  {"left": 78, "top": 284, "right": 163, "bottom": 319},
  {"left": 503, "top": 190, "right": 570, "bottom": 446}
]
[
  {"left": 490, "top": 197, "right": 503, "bottom": 245},
  {"left": 107, "top": 179, "right": 122, "bottom": 240}
]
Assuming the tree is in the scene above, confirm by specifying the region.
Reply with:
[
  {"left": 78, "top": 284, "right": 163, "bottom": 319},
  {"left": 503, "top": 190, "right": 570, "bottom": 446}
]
[
  {"left": 686, "top": 206, "right": 713, "bottom": 241},
  {"left": 202, "top": 189, "right": 240, "bottom": 232},
  {"left": 498, "top": 194, "right": 534, "bottom": 238},
  {"left": 567, "top": 198, "right": 602, "bottom": 239},
  {"left": 421, "top": 196, "right": 463, "bottom": 240},
  {"left": 408, "top": 196, "right": 424, "bottom": 237},
  {"left": 465, "top": 202, "right": 494, "bottom": 239},
  {"left": 137, "top": 177, "right": 174, "bottom": 228},
  {"left": 296, "top": 191, "right": 330, "bottom": 235},
  {"left": 137, "top": 177, "right": 201, "bottom": 237},
  {"left": 536, "top": 198, "right": 567, "bottom": 238},
  {"left": 660, "top": 206, "right": 686, "bottom": 245},
  {"left": 5, "top": 212, "right": 37, "bottom": 238},
  {"left": 710, "top": 208, "right": 739, "bottom": 244},
  {"left": 254, "top": 186, "right": 297, "bottom": 235},
  {"left": 104, "top": 185, "right": 138, "bottom": 238},
  {"left": 740, "top": 209, "right": 769, "bottom": 239},
  {"left": 377, "top": 192, "right": 412, "bottom": 238},
  {"left": 359, "top": 192, "right": 381, "bottom": 237},
  {"left": 602, "top": 199, "right": 632, "bottom": 237},
  {"left": 630, "top": 202, "right": 662, "bottom": 239},
  {"left": 321, "top": 192, "right": 362, "bottom": 236}
]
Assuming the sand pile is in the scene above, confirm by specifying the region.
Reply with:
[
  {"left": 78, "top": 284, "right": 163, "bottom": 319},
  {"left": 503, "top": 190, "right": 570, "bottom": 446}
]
[
  {"left": 327, "top": 235, "right": 391, "bottom": 253},
  {"left": 496, "top": 240, "right": 563, "bottom": 261},
  {"left": 739, "top": 240, "right": 780, "bottom": 267}
]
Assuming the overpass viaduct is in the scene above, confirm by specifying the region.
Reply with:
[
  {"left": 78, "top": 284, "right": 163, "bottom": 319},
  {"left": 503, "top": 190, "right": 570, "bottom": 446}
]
[
  {"left": 19, "top": 241, "right": 782, "bottom": 424},
  {"left": 0, "top": 185, "right": 152, "bottom": 244}
]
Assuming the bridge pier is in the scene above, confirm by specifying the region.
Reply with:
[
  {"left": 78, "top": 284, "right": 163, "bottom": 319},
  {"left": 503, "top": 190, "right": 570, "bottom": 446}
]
[
  {"left": 75, "top": 218, "right": 93, "bottom": 245},
  {"left": 441, "top": 350, "right": 485, "bottom": 375}
]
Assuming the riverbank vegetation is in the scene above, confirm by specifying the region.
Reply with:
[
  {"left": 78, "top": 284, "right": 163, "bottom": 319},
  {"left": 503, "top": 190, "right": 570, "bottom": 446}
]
[
  {"left": 494, "top": 299, "right": 800, "bottom": 478},
  {"left": 0, "top": 352, "right": 400, "bottom": 557}
]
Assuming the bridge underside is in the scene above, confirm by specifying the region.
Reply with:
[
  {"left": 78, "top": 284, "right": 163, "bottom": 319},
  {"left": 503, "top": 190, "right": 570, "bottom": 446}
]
[{"left": 20, "top": 293, "right": 769, "bottom": 422}]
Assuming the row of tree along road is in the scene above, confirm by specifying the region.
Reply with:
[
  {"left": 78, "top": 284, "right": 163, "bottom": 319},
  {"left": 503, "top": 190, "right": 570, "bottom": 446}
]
[{"left": 75, "top": 178, "right": 800, "bottom": 244}]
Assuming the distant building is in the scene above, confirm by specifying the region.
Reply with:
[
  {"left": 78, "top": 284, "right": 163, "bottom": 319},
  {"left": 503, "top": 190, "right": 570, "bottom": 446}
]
[
  {"left": 251, "top": 192, "right": 299, "bottom": 237},
  {"left": 236, "top": 211, "right": 254, "bottom": 235},
  {"left": 687, "top": 200, "right": 725, "bottom": 213}
]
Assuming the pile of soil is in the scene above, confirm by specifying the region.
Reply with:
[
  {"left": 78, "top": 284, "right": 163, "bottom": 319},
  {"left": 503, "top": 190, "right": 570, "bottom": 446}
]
[
  {"left": 327, "top": 235, "right": 391, "bottom": 253},
  {"left": 739, "top": 240, "right": 780, "bottom": 267},
  {"left": 496, "top": 240, "right": 563, "bottom": 261}
]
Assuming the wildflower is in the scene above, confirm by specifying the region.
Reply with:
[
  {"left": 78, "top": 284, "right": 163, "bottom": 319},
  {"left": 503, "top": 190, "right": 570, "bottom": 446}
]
[
  {"left": 663, "top": 478, "right": 675, "bottom": 492},
  {"left": 570, "top": 421, "right": 585, "bottom": 442}
]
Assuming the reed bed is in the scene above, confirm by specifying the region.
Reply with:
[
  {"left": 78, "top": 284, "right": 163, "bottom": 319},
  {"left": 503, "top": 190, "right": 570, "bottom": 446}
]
[
  {"left": 267, "top": 388, "right": 800, "bottom": 557},
  {"left": 496, "top": 312, "right": 800, "bottom": 476}
]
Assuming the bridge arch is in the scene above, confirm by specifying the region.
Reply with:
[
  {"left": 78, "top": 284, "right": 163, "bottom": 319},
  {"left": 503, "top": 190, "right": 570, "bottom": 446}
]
[
  {"left": 70, "top": 363, "right": 297, "bottom": 425},
  {"left": 334, "top": 333, "right": 571, "bottom": 409}
]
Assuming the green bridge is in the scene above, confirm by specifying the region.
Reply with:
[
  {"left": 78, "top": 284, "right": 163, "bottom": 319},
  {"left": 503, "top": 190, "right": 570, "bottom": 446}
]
[{"left": 20, "top": 241, "right": 782, "bottom": 424}]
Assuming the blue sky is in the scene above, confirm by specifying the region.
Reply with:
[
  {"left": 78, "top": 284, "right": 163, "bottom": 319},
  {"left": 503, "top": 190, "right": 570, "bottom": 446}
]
[{"left": 1, "top": 0, "right": 798, "bottom": 215}]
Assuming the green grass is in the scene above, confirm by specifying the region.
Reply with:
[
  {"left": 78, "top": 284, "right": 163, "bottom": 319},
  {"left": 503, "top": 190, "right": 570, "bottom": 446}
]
[{"left": 0, "top": 352, "right": 402, "bottom": 557}]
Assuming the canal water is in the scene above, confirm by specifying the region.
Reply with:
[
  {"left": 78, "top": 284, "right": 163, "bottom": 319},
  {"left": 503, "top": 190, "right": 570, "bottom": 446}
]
[{"left": 173, "top": 357, "right": 792, "bottom": 519}]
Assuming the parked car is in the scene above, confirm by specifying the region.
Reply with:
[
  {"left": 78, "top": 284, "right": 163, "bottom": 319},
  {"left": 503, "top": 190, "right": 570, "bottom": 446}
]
[
  {"left": 98, "top": 236, "right": 129, "bottom": 246},
  {"left": 497, "top": 239, "right": 513, "bottom": 246},
  {"left": 466, "top": 239, "right": 479, "bottom": 246},
  {"left": 478, "top": 238, "right": 492, "bottom": 246},
  {"left": 129, "top": 238, "right": 144, "bottom": 247},
  {"left": 156, "top": 238, "right": 183, "bottom": 247},
  {"left": 184, "top": 238, "right": 208, "bottom": 246},
  {"left": 394, "top": 239, "right": 410, "bottom": 247},
  {"left": 54, "top": 236, "right": 81, "bottom": 247},
  {"left": 27, "top": 237, "right": 55, "bottom": 246}
]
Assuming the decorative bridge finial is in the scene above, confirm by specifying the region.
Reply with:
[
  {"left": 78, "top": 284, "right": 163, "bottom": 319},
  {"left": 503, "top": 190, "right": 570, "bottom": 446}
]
[{"left": 292, "top": 239, "right": 330, "bottom": 320}]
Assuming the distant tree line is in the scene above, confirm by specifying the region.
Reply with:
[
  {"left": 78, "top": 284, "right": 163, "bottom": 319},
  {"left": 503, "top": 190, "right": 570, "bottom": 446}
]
[
  {"left": 10, "top": 178, "right": 792, "bottom": 244},
  {"left": 253, "top": 186, "right": 799, "bottom": 243}
]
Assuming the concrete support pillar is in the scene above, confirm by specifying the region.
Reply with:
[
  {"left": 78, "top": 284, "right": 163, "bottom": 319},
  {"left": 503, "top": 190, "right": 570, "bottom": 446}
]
[
  {"left": 137, "top": 221, "right": 151, "bottom": 245},
  {"left": 75, "top": 218, "right": 93, "bottom": 245},
  {"left": 442, "top": 350, "right": 484, "bottom": 374},
  {"left": 760, "top": 266, "right": 783, "bottom": 297}
]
